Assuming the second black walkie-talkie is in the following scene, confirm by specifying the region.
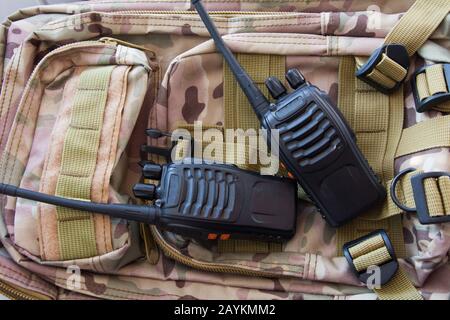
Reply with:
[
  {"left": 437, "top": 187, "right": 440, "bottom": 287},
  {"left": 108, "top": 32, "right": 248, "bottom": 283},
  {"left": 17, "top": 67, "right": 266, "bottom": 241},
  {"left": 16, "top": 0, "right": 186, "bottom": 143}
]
[
  {"left": 192, "top": 0, "right": 386, "bottom": 227},
  {"left": 0, "top": 160, "right": 297, "bottom": 241}
]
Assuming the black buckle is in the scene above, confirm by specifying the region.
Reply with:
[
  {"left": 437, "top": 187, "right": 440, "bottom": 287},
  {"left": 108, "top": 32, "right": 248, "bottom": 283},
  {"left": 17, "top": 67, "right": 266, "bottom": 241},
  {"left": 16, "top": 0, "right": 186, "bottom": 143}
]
[
  {"left": 390, "top": 168, "right": 450, "bottom": 224},
  {"left": 343, "top": 230, "right": 398, "bottom": 286},
  {"left": 411, "top": 172, "right": 450, "bottom": 224},
  {"left": 411, "top": 64, "right": 450, "bottom": 113},
  {"left": 356, "top": 44, "right": 410, "bottom": 94}
]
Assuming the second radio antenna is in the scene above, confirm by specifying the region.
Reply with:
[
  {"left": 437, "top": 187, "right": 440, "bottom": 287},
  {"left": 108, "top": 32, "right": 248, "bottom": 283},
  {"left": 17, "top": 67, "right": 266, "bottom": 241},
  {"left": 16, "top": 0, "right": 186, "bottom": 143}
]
[{"left": 192, "top": 0, "right": 270, "bottom": 118}]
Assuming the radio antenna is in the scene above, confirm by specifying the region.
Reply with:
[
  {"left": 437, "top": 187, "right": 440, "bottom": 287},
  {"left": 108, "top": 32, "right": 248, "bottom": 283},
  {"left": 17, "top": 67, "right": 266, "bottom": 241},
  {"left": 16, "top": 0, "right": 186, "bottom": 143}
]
[
  {"left": 192, "top": 0, "right": 270, "bottom": 118},
  {"left": 0, "top": 183, "right": 158, "bottom": 224}
]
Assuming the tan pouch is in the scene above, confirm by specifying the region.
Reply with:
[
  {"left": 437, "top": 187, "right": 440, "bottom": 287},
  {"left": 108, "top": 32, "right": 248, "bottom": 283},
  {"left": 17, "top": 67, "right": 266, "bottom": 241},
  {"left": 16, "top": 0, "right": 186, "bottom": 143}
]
[{"left": 1, "top": 40, "right": 154, "bottom": 270}]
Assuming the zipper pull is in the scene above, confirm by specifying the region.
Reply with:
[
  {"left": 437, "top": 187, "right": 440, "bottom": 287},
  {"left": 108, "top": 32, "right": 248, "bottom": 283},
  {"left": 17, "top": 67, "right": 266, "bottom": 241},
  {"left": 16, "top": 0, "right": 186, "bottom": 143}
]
[{"left": 99, "top": 37, "right": 156, "bottom": 59}]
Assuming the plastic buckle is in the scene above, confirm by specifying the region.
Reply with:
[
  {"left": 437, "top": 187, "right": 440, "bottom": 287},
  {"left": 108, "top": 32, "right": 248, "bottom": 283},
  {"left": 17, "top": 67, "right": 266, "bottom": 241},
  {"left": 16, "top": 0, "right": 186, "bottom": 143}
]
[
  {"left": 391, "top": 168, "right": 450, "bottom": 224},
  {"left": 411, "top": 64, "right": 450, "bottom": 113},
  {"left": 343, "top": 230, "right": 398, "bottom": 286},
  {"left": 356, "top": 44, "right": 410, "bottom": 94},
  {"left": 411, "top": 172, "right": 450, "bottom": 224}
]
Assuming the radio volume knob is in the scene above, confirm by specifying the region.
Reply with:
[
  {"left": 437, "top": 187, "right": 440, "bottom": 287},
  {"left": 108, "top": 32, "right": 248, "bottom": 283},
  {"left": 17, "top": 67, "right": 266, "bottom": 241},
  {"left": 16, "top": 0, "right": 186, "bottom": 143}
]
[
  {"left": 286, "top": 69, "right": 306, "bottom": 89},
  {"left": 265, "top": 77, "right": 287, "bottom": 100}
]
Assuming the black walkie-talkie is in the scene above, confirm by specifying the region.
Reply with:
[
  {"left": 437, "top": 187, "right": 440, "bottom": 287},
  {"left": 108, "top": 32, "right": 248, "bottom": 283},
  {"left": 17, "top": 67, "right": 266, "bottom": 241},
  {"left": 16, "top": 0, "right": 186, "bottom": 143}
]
[
  {"left": 0, "top": 160, "right": 297, "bottom": 241},
  {"left": 192, "top": 0, "right": 386, "bottom": 227}
]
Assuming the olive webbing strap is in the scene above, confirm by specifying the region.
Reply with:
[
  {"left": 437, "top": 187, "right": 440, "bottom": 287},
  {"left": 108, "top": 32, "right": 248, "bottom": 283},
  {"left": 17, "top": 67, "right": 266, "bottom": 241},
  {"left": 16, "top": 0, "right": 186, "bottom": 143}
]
[
  {"left": 355, "top": 0, "right": 450, "bottom": 68},
  {"left": 374, "top": 269, "right": 423, "bottom": 300},
  {"left": 336, "top": 57, "right": 406, "bottom": 257},
  {"left": 55, "top": 66, "right": 114, "bottom": 260},
  {"left": 383, "top": 0, "right": 450, "bottom": 57},
  {"left": 355, "top": 0, "right": 450, "bottom": 91},
  {"left": 222, "top": 53, "right": 288, "bottom": 178},
  {"left": 396, "top": 115, "right": 450, "bottom": 158}
]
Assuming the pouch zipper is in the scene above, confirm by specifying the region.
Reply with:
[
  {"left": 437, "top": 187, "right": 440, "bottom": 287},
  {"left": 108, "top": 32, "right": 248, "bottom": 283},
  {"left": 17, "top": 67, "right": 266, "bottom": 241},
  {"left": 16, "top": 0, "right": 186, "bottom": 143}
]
[
  {"left": 0, "top": 279, "right": 52, "bottom": 300},
  {"left": 99, "top": 37, "right": 156, "bottom": 59}
]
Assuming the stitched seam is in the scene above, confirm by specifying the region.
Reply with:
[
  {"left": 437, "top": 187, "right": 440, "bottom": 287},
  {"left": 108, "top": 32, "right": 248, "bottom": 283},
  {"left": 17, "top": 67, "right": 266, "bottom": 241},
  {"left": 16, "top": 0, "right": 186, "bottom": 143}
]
[
  {"left": 0, "top": 49, "right": 17, "bottom": 144},
  {"left": 229, "top": 34, "right": 324, "bottom": 40},
  {"left": 59, "top": 172, "right": 90, "bottom": 178},
  {"left": 41, "top": 14, "right": 322, "bottom": 29},
  {"left": 356, "top": 130, "right": 386, "bottom": 134},
  {"left": 51, "top": 276, "right": 183, "bottom": 299},
  {"left": 313, "top": 254, "right": 318, "bottom": 280},
  {"left": 224, "top": 39, "right": 326, "bottom": 45},
  {"left": 47, "top": 21, "right": 322, "bottom": 30},
  {"left": 0, "top": 264, "right": 34, "bottom": 280},
  {"left": 6, "top": 72, "right": 38, "bottom": 185},
  {"left": 75, "top": 88, "right": 104, "bottom": 91},
  {"left": 38, "top": 67, "right": 74, "bottom": 260},
  {"left": 106, "top": 66, "right": 127, "bottom": 224},
  {"left": 99, "top": 66, "right": 127, "bottom": 254},
  {"left": 57, "top": 216, "right": 92, "bottom": 222},
  {"left": 48, "top": 15, "right": 320, "bottom": 25},
  {"left": 101, "top": 66, "right": 124, "bottom": 202},
  {"left": 0, "top": 45, "right": 22, "bottom": 164},
  {"left": 39, "top": 17, "right": 323, "bottom": 31},
  {"left": 356, "top": 89, "right": 378, "bottom": 93}
]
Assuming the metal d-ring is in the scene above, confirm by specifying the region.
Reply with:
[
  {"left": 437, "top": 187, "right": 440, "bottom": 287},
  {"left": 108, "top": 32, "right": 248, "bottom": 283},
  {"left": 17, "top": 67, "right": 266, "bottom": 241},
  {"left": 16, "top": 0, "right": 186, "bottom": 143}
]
[{"left": 390, "top": 167, "right": 417, "bottom": 212}]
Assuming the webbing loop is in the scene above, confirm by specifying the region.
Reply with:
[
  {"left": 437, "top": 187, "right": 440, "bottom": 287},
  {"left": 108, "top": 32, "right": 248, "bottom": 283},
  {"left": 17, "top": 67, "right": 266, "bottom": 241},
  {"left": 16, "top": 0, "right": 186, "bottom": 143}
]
[{"left": 55, "top": 66, "right": 114, "bottom": 260}]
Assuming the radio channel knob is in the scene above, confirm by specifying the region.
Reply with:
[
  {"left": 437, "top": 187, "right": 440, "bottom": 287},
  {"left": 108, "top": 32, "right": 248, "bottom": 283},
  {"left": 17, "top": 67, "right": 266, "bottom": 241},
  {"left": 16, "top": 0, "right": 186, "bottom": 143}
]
[
  {"left": 133, "top": 183, "right": 156, "bottom": 200},
  {"left": 143, "top": 164, "right": 162, "bottom": 180},
  {"left": 265, "top": 77, "right": 287, "bottom": 100},
  {"left": 286, "top": 68, "right": 306, "bottom": 89}
]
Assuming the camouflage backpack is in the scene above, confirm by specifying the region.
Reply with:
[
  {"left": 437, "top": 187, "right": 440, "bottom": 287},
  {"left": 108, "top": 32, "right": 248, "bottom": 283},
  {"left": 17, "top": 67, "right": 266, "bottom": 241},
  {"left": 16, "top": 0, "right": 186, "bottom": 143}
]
[{"left": 0, "top": 0, "right": 449, "bottom": 300}]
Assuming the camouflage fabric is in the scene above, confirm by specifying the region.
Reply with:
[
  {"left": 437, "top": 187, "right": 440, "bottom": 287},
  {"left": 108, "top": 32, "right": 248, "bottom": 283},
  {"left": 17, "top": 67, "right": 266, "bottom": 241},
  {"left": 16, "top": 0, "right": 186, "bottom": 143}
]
[{"left": 0, "top": 0, "right": 449, "bottom": 300}]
